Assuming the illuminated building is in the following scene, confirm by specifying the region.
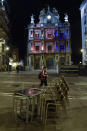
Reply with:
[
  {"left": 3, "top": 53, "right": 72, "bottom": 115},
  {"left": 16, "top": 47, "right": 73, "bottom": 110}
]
[
  {"left": 27, "top": 7, "right": 71, "bottom": 70},
  {"left": 80, "top": 0, "right": 87, "bottom": 65},
  {"left": 0, "top": 38, "right": 5, "bottom": 71}
]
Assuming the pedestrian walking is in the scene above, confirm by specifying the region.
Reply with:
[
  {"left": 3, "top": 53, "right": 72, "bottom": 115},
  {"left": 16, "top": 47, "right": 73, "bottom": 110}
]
[
  {"left": 40, "top": 66, "right": 48, "bottom": 87},
  {"left": 16, "top": 65, "right": 19, "bottom": 73}
]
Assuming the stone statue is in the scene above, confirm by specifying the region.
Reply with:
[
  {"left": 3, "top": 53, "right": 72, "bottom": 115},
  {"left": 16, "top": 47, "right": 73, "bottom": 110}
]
[
  {"left": 40, "top": 8, "right": 45, "bottom": 16},
  {"left": 64, "top": 13, "right": 68, "bottom": 22}
]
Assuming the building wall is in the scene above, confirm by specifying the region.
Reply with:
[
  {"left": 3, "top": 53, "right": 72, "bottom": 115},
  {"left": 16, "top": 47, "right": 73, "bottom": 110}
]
[
  {"left": 0, "top": 38, "right": 7, "bottom": 71},
  {"left": 80, "top": 0, "right": 87, "bottom": 65},
  {"left": 27, "top": 7, "right": 71, "bottom": 70}
]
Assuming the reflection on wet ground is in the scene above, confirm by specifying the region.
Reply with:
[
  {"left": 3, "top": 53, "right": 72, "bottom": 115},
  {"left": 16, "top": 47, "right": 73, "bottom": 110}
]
[
  {"left": 0, "top": 74, "right": 87, "bottom": 131},
  {"left": 12, "top": 97, "right": 70, "bottom": 131}
]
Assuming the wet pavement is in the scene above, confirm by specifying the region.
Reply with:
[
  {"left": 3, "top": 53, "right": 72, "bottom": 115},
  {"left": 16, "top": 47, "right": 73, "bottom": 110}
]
[{"left": 0, "top": 71, "right": 87, "bottom": 131}]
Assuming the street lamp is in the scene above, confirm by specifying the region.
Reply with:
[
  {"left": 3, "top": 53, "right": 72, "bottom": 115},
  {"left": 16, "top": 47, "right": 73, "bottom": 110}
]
[
  {"left": 81, "top": 49, "right": 83, "bottom": 53},
  {"left": 5, "top": 46, "right": 10, "bottom": 51}
]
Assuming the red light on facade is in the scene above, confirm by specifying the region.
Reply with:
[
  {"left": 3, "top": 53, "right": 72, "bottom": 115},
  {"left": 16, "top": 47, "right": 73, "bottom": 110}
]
[
  {"left": 42, "top": 46, "right": 44, "bottom": 51},
  {"left": 31, "top": 31, "right": 33, "bottom": 37}
]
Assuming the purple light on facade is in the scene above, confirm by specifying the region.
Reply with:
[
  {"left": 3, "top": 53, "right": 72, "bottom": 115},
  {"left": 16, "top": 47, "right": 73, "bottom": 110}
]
[{"left": 67, "top": 42, "right": 69, "bottom": 50}]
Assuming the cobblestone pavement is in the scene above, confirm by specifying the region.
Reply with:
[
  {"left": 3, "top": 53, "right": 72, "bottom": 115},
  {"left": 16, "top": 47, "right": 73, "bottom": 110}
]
[{"left": 0, "top": 71, "right": 87, "bottom": 131}]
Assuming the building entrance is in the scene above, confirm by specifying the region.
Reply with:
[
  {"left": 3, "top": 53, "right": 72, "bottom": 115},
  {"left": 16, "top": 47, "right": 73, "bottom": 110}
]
[
  {"left": 34, "top": 57, "right": 40, "bottom": 69},
  {"left": 59, "top": 57, "right": 65, "bottom": 65},
  {"left": 46, "top": 58, "right": 54, "bottom": 69}
]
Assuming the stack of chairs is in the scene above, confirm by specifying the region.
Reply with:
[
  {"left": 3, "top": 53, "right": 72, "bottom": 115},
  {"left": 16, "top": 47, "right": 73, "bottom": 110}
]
[
  {"left": 13, "top": 93, "right": 37, "bottom": 124},
  {"left": 38, "top": 86, "right": 55, "bottom": 122},
  {"left": 39, "top": 76, "right": 69, "bottom": 125},
  {"left": 60, "top": 76, "right": 69, "bottom": 99},
  {"left": 13, "top": 76, "right": 69, "bottom": 125}
]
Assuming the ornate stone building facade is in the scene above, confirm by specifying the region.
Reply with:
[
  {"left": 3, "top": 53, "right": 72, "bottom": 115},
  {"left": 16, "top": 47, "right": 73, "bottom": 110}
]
[
  {"left": 80, "top": 0, "right": 87, "bottom": 65},
  {"left": 27, "top": 7, "right": 71, "bottom": 70},
  {"left": 0, "top": 0, "right": 9, "bottom": 71}
]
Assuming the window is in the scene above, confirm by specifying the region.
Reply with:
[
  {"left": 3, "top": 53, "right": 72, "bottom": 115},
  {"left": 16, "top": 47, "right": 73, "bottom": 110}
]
[
  {"left": 2, "top": 44, "right": 4, "bottom": 52},
  {"left": 35, "top": 33, "right": 39, "bottom": 38},
  {"left": 66, "top": 29, "right": 69, "bottom": 36},
  {"left": 36, "top": 46, "right": 39, "bottom": 51},
  {"left": 67, "top": 42, "right": 69, "bottom": 50},
  {"left": 60, "top": 45, "right": 64, "bottom": 51},
  {"left": 56, "top": 44, "right": 58, "bottom": 51},
  {"left": 45, "top": 29, "right": 54, "bottom": 40},
  {"left": 41, "top": 31, "right": 44, "bottom": 37},
  {"left": 56, "top": 56, "right": 58, "bottom": 60},
  {"left": 42, "top": 56, "right": 43, "bottom": 60},
  {"left": 0, "top": 46, "right": 2, "bottom": 53},
  {"left": 31, "top": 43, "right": 33, "bottom": 51},
  {"left": 55, "top": 30, "right": 58, "bottom": 37},
  {"left": 85, "top": 41, "right": 87, "bottom": 48},
  {"left": 58, "top": 33, "right": 64, "bottom": 39},
  {"left": 84, "top": 16, "right": 86, "bottom": 25},
  {"left": 48, "top": 34, "right": 52, "bottom": 39},
  {"left": 84, "top": 8, "right": 86, "bottom": 14},
  {"left": 85, "top": 27, "right": 87, "bottom": 34},
  {"left": 85, "top": 49, "right": 87, "bottom": 56},
  {"left": 48, "top": 45, "right": 52, "bottom": 51},
  {"left": 30, "top": 31, "right": 33, "bottom": 37}
]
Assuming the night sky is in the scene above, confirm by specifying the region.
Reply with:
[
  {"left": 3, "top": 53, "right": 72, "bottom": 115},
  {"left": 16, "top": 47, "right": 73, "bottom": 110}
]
[{"left": 7, "top": 0, "right": 83, "bottom": 63}]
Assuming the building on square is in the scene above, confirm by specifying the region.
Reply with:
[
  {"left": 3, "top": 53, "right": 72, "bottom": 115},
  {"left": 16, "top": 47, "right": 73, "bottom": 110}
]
[
  {"left": 27, "top": 7, "right": 71, "bottom": 71},
  {"left": 80, "top": 0, "right": 87, "bottom": 65}
]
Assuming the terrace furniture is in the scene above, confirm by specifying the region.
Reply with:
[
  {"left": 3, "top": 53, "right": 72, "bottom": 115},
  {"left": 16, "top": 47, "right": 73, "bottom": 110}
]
[{"left": 13, "top": 88, "right": 41, "bottom": 123}]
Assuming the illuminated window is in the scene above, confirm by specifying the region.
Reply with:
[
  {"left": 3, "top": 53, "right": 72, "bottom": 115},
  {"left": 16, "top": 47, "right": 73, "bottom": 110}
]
[
  {"left": 41, "top": 31, "right": 44, "bottom": 37},
  {"left": 85, "top": 27, "right": 87, "bottom": 34},
  {"left": 84, "top": 8, "right": 86, "bottom": 14},
  {"left": 60, "top": 45, "right": 64, "bottom": 50},
  {"left": 36, "top": 46, "right": 39, "bottom": 51},
  {"left": 48, "top": 45, "right": 52, "bottom": 51},
  {"left": 56, "top": 44, "right": 58, "bottom": 50},
  {"left": 47, "top": 33, "right": 53, "bottom": 39},
  {"left": 59, "top": 33, "right": 64, "bottom": 39},
  {"left": 67, "top": 42, "right": 69, "bottom": 50},
  {"left": 48, "top": 34, "right": 51, "bottom": 37},
  {"left": 85, "top": 41, "right": 87, "bottom": 48},
  {"left": 66, "top": 29, "right": 68, "bottom": 36},
  {"left": 35, "top": 33, "right": 39, "bottom": 38},
  {"left": 41, "top": 46, "right": 44, "bottom": 51},
  {"left": 84, "top": 16, "right": 86, "bottom": 25},
  {"left": 31, "top": 31, "right": 33, "bottom": 37},
  {"left": 56, "top": 56, "right": 58, "bottom": 60},
  {"left": 42, "top": 56, "right": 43, "bottom": 60},
  {"left": 55, "top": 30, "right": 58, "bottom": 37},
  {"left": 86, "top": 49, "right": 87, "bottom": 55},
  {"left": 2, "top": 44, "right": 4, "bottom": 52},
  {"left": 0, "top": 46, "right": 2, "bottom": 52}
]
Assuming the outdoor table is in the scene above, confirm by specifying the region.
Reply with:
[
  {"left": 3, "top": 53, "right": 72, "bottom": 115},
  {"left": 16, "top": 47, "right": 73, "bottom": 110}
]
[
  {"left": 15, "top": 88, "right": 41, "bottom": 97},
  {"left": 13, "top": 88, "right": 42, "bottom": 123}
]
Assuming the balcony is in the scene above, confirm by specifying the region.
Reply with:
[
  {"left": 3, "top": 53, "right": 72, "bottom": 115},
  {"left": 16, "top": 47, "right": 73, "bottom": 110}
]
[
  {"left": 29, "top": 50, "right": 44, "bottom": 54},
  {"left": 34, "top": 37, "right": 44, "bottom": 40}
]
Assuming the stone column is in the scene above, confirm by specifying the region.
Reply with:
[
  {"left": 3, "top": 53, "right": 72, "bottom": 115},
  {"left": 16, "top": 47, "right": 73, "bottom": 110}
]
[{"left": 27, "top": 56, "right": 31, "bottom": 71}]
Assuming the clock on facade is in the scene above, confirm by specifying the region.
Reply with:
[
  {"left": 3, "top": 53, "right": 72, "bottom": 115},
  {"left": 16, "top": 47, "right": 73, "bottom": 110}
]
[{"left": 47, "top": 15, "right": 51, "bottom": 20}]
